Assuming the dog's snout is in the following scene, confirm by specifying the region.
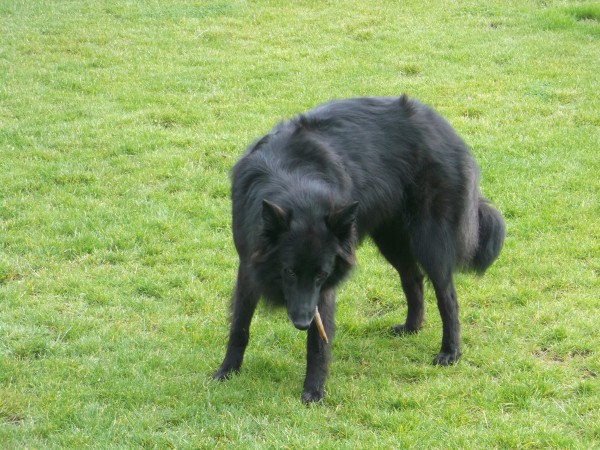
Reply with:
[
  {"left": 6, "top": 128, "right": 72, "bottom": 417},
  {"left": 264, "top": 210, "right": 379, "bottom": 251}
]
[
  {"left": 288, "top": 312, "right": 313, "bottom": 331},
  {"left": 292, "top": 319, "right": 312, "bottom": 331}
]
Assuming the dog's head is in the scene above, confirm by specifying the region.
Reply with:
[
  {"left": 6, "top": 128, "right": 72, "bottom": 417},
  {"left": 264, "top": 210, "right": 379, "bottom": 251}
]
[{"left": 255, "top": 199, "right": 358, "bottom": 330}]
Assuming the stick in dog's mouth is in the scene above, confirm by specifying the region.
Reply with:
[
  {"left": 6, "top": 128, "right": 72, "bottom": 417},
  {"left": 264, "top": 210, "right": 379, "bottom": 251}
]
[{"left": 314, "top": 307, "right": 329, "bottom": 344}]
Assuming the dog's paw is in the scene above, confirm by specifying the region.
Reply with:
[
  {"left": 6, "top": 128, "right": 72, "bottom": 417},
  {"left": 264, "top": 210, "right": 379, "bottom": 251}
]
[
  {"left": 392, "top": 323, "right": 420, "bottom": 335},
  {"left": 301, "top": 389, "right": 324, "bottom": 404},
  {"left": 212, "top": 367, "right": 238, "bottom": 381},
  {"left": 433, "top": 350, "right": 461, "bottom": 366}
]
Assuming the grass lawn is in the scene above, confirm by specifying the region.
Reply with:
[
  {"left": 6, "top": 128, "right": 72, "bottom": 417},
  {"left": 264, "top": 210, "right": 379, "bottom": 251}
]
[{"left": 1, "top": 0, "right": 598, "bottom": 447}]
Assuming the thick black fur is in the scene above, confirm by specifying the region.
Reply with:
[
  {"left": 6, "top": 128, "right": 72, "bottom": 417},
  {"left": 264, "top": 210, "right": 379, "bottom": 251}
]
[{"left": 214, "top": 95, "right": 505, "bottom": 403}]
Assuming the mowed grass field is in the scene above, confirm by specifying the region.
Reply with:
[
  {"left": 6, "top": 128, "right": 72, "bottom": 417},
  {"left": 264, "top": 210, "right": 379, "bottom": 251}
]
[{"left": 1, "top": 0, "right": 598, "bottom": 447}]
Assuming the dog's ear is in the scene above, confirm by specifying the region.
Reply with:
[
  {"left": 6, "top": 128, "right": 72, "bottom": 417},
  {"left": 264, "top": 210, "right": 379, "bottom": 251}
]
[
  {"left": 262, "top": 199, "right": 290, "bottom": 235},
  {"left": 326, "top": 202, "right": 358, "bottom": 238},
  {"left": 327, "top": 202, "right": 358, "bottom": 267}
]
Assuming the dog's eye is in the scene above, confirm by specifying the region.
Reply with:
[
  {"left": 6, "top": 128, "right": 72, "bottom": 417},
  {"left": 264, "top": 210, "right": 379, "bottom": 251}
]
[
  {"left": 283, "top": 268, "right": 296, "bottom": 279},
  {"left": 315, "top": 271, "right": 328, "bottom": 282}
]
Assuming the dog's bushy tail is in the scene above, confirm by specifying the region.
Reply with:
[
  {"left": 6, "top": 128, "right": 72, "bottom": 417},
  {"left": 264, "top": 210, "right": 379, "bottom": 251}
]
[{"left": 469, "top": 199, "right": 505, "bottom": 274}]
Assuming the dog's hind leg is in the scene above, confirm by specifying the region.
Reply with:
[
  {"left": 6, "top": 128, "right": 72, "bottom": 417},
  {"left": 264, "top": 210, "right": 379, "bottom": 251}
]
[
  {"left": 413, "top": 228, "right": 462, "bottom": 366},
  {"left": 213, "top": 265, "right": 260, "bottom": 380},
  {"left": 372, "top": 225, "right": 425, "bottom": 334},
  {"left": 429, "top": 271, "right": 461, "bottom": 365},
  {"left": 302, "top": 288, "right": 336, "bottom": 403},
  {"left": 394, "top": 263, "right": 425, "bottom": 334}
]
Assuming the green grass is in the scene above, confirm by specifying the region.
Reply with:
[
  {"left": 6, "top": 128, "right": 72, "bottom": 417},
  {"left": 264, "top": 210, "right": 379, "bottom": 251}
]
[{"left": 1, "top": 0, "right": 598, "bottom": 447}]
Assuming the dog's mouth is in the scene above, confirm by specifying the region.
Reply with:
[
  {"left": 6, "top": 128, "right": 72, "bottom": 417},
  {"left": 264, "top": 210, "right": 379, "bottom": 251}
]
[{"left": 289, "top": 308, "right": 329, "bottom": 343}]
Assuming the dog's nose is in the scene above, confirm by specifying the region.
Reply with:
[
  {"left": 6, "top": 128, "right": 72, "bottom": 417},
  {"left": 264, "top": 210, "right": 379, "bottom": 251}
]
[{"left": 291, "top": 317, "right": 312, "bottom": 331}]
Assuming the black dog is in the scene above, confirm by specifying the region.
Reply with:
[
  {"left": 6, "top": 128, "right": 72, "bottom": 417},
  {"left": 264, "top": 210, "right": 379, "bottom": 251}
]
[{"left": 214, "top": 95, "right": 505, "bottom": 403}]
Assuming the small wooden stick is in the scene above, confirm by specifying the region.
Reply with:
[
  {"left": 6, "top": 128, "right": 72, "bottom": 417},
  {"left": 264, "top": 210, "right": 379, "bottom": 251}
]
[{"left": 314, "top": 307, "right": 329, "bottom": 344}]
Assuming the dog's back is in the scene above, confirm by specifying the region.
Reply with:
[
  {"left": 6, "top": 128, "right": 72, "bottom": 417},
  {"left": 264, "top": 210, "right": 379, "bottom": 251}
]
[{"left": 233, "top": 96, "right": 504, "bottom": 273}]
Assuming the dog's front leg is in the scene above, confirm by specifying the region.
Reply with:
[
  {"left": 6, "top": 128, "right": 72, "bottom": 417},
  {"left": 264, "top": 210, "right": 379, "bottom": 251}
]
[
  {"left": 213, "top": 265, "right": 260, "bottom": 380},
  {"left": 302, "top": 289, "right": 336, "bottom": 403}
]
